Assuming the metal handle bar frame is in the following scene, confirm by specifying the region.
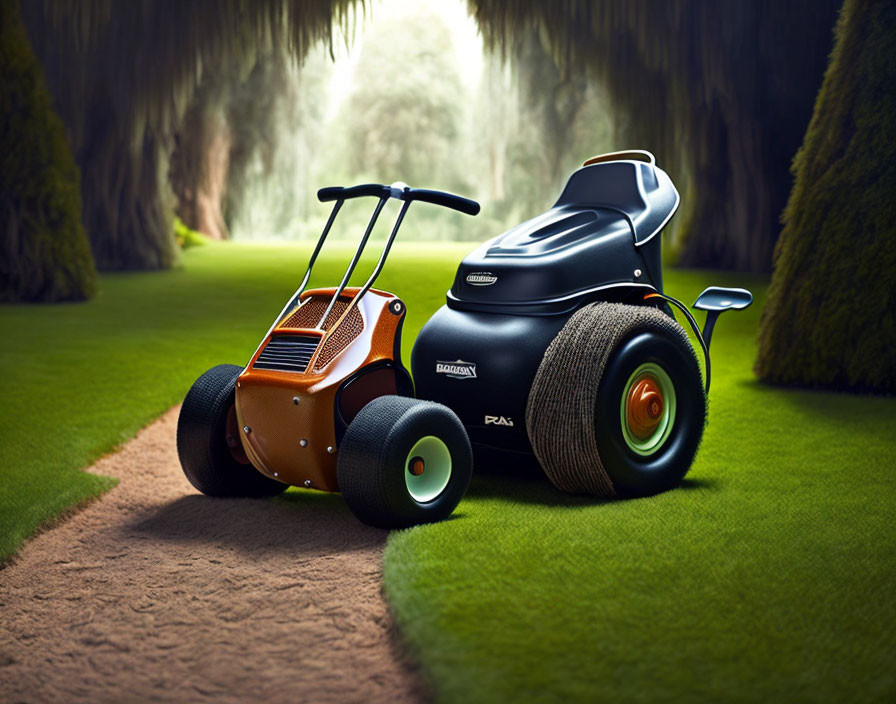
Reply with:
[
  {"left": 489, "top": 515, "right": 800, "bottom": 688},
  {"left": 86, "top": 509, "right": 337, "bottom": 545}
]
[
  {"left": 249, "top": 182, "right": 478, "bottom": 367},
  {"left": 318, "top": 183, "right": 394, "bottom": 202},
  {"left": 248, "top": 185, "right": 407, "bottom": 367},
  {"left": 320, "top": 183, "right": 480, "bottom": 216},
  {"left": 317, "top": 198, "right": 412, "bottom": 345},
  {"left": 247, "top": 198, "right": 344, "bottom": 364},
  {"left": 305, "top": 181, "right": 477, "bottom": 334},
  {"left": 255, "top": 183, "right": 404, "bottom": 349},
  {"left": 314, "top": 193, "right": 392, "bottom": 331}
]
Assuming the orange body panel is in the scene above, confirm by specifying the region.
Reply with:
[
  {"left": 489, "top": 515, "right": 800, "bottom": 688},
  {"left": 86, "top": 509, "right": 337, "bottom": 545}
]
[{"left": 234, "top": 287, "right": 405, "bottom": 492}]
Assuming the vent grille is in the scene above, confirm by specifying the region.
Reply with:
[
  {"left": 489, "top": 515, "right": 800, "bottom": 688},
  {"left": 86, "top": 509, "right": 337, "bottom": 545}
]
[
  {"left": 282, "top": 297, "right": 350, "bottom": 330},
  {"left": 253, "top": 335, "right": 319, "bottom": 373},
  {"left": 314, "top": 306, "right": 364, "bottom": 370}
]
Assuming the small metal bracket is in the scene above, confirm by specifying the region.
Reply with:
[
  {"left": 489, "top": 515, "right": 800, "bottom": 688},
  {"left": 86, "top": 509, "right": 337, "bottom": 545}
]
[
  {"left": 644, "top": 287, "right": 752, "bottom": 395},
  {"left": 644, "top": 291, "right": 711, "bottom": 394}
]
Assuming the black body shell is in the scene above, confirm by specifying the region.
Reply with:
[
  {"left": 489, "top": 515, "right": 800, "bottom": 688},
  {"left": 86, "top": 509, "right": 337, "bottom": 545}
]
[
  {"left": 447, "top": 158, "right": 678, "bottom": 316},
  {"left": 412, "top": 156, "right": 680, "bottom": 459}
]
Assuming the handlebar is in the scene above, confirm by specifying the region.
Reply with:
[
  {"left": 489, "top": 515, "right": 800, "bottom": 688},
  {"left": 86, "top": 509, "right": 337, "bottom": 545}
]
[
  {"left": 317, "top": 182, "right": 479, "bottom": 216},
  {"left": 317, "top": 184, "right": 393, "bottom": 202},
  {"left": 403, "top": 188, "right": 480, "bottom": 215}
]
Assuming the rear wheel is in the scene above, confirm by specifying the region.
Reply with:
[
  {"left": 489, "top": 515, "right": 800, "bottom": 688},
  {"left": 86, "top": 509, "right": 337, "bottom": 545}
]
[
  {"left": 595, "top": 329, "right": 705, "bottom": 496},
  {"left": 526, "top": 303, "right": 706, "bottom": 497},
  {"left": 177, "top": 364, "right": 287, "bottom": 497},
  {"left": 337, "top": 395, "right": 472, "bottom": 529}
]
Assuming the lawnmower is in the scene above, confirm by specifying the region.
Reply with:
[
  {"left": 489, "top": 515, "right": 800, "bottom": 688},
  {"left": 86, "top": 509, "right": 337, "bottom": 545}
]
[
  {"left": 177, "top": 150, "right": 751, "bottom": 528},
  {"left": 413, "top": 150, "right": 751, "bottom": 498}
]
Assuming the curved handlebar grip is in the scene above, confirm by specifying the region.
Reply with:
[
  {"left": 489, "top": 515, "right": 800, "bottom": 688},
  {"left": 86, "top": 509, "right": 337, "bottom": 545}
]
[
  {"left": 403, "top": 188, "right": 480, "bottom": 216},
  {"left": 318, "top": 183, "right": 480, "bottom": 215},
  {"left": 317, "top": 184, "right": 394, "bottom": 202},
  {"left": 316, "top": 186, "right": 344, "bottom": 202}
]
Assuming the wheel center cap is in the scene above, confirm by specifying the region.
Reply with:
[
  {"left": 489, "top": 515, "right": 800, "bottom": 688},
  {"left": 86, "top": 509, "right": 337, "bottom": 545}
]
[
  {"left": 409, "top": 456, "right": 425, "bottom": 476},
  {"left": 626, "top": 377, "right": 665, "bottom": 439}
]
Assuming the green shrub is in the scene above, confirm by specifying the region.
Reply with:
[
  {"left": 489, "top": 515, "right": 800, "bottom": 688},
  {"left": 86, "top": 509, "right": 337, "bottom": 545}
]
[
  {"left": 174, "top": 217, "right": 210, "bottom": 250},
  {"left": 756, "top": 0, "right": 896, "bottom": 393},
  {"left": 0, "top": 0, "right": 97, "bottom": 302}
]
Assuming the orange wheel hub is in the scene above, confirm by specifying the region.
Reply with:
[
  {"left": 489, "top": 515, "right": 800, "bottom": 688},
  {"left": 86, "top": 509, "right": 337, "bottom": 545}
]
[
  {"left": 409, "top": 457, "right": 426, "bottom": 476},
  {"left": 626, "top": 377, "right": 665, "bottom": 439}
]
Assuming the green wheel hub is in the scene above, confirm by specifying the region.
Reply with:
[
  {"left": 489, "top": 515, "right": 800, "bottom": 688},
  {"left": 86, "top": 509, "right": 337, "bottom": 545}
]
[
  {"left": 620, "top": 362, "right": 676, "bottom": 456},
  {"left": 404, "top": 436, "right": 452, "bottom": 503}
]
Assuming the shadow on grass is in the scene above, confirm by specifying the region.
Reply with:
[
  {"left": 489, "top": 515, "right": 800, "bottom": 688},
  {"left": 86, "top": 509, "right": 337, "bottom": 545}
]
[
  {"left": 466, "top": 473, "right": 595, "bottom": 507},
  {"left": 467, "top": 469, "right": 717, "bottom": 506},
  {"left": 679, "top": 476, "right": 719, "bottom": 491},
  {"left": 128, "top": 488, "right": 387, "bottom": 558},
  {"left": 734, "top": 376, "right": 896, "bottom": 428},
  {"left": 130, "top": 469, "right": 718, "bottom": 557}
]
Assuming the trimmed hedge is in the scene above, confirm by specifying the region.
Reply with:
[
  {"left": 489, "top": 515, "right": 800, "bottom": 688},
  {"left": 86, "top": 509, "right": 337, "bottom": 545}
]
[
  {"left": 0, "top": 0, "right": 96, "bottom": 302},
  {"left": 756, "top": 0, "right": 896, "bottom": 393}
]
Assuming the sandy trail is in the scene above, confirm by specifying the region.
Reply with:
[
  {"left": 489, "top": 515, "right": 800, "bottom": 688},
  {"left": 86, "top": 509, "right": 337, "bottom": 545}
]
[{"left": 0, "top": 407, "right": 427, "bottom": 703}]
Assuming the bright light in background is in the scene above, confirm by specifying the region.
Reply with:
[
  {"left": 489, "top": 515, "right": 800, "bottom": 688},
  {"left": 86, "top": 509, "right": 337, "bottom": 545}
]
[
  {"left": 326, "top": 0, "right": 484, "bottom": 121},
  {"left": 228, "top": 0, "right": 613, "bottom": 243}
]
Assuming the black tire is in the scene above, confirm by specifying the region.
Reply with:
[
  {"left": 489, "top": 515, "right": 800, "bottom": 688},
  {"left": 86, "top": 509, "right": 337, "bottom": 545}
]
[
  {"left": 177, "top": 364, "right": 287, "bottom": 498},
  {"left": 526, "top": 302, "right": 706, "bottom": 497},
  {"left": 337, "top": 395, "right": 472, "bottom": 529},
  {"left": 596, "top": 329, "right": 706, "bottom": 496}
]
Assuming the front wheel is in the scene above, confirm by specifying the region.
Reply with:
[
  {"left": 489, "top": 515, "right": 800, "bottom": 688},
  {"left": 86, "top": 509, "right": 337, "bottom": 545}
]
[
  {"left": 337, "top": 395, "right": 472, "bottom": 529},
  {"left": 177, "top": 364, "right": 287, "bottom": 498}
]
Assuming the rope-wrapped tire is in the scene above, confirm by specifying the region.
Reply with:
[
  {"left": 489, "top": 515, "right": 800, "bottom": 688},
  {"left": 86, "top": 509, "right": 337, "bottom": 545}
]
[{"left": 525, "top": 303, "right": 706, "bottom": 498}]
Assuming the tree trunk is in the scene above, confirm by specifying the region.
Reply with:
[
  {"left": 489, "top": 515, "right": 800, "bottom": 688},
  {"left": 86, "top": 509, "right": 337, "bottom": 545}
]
[
  {"left": 170, "top": 95, "right": 231, "bottom": 241},
  {"left": 18, "top": 1, "right": 348, "bottom": 271},
  {"left": 78, "top": 128, "right": 176, "bottom": 270},
  {"left": 20, "top": 2, "right": 177, "bottom": 271}
]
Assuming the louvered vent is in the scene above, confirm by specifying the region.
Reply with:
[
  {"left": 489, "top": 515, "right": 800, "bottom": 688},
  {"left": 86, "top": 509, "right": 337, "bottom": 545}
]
[{"left": 253, "top": 335, "right": 319, "bottom": 373}]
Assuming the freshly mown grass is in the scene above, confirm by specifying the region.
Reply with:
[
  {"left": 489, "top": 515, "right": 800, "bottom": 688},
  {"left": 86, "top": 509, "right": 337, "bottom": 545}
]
[
  {"left": 384, "top": 270, "right": 896, "bottom": 702},
  {"left": 0, "top": 239, "right": 469, "bottom": 562}
]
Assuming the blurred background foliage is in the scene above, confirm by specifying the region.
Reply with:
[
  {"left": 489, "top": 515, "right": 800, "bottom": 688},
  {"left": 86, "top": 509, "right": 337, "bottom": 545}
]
[
  {"left": 3, "top": 0, "right": 894, "bottom": 391},
  {"left": 161, "top": 2, "right": 618, "bottom": 246},
  {"left": 0, "top": 0, "right": 96, "bottom": 302}
]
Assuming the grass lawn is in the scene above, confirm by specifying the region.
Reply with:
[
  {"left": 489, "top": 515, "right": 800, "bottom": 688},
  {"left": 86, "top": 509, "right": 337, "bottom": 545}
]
[
  {"left": 384, "top": 270, "right": 896, "bottom": 702},
  {"left": 1, "top": 242, "right": 893, "bottom": 702}
]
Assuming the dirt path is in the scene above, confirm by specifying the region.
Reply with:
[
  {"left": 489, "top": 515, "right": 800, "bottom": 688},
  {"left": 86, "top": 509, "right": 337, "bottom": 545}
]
[{"left": 0, "top": 407, "right": 428, "bottom": 703}]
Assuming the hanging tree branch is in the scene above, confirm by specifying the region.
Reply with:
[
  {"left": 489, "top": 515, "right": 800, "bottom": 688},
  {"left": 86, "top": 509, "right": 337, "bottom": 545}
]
[
  {"left": 19, "top": 0, "right": 358, "bottom": 271},
  {"left": 469, "top": 0, "right": 841, "bottom": 271}
]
